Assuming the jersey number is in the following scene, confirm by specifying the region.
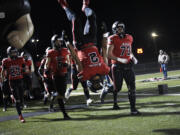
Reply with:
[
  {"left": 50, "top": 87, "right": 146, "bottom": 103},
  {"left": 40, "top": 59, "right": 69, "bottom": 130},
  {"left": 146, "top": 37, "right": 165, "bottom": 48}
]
[
  {"left": 10, "top": 66, "right": 21, "bottom": 77},
  {"left": 88, "top": 52, "right": 99, "bottom": 63},
  {"left": 120, "top": 46, "right": 130, "bottom": 56}
]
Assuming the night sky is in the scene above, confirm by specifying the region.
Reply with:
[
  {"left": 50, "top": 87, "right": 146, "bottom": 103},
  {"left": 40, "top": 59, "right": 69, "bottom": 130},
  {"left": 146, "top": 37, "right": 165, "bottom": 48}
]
[{"left": 29, "top": 0, "right": 180, "bottom": 62}]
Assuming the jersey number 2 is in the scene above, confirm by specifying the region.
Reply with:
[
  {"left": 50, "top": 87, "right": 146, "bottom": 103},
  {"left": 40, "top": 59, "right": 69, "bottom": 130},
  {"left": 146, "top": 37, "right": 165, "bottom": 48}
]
[{"left": 88, "top": 52, "right": 99, "bottom": 63}]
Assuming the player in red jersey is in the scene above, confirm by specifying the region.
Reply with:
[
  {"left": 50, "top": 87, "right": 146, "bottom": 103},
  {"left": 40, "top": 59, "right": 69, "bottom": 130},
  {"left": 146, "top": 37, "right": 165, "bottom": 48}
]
[
  {"left": 0, "top": 60, "right": 11, "bottom": 112},
  {"left": 58, "top": 0, "right": 110, "bottom": 93},
  {"left": 44, "top": 34, "right": 71, "bottom": 119},
  {"left": 107, "top": 21, "right": 140, "bottom": 115},
  {"left": 21, "top": 52, "right": 33, "bottom": 107},
  {"left": 1, "top": 46, "right": 26, "bottom": 123},
  {"left": 38, "top": 47, "right": 55, "bottom": 105}
]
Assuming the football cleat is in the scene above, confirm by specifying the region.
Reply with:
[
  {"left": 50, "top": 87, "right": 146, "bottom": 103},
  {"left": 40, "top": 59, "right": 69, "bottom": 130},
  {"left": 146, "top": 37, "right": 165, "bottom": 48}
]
[
  {"left": 58, "top": 0, "right": 69, "bottom": 9},
  {"left": 86, "top": 98, "right": 93, "bottom": 106},
  {"left": 63, "top": 113, "right": 71, "bottom": 120},
  {"left": 3, "top": 107, "right": 7, "bottom": 112},
  {"left": 65, "top": 89, "right": 71, "bottom": 100},
  {"left": 19, "top": 115, "right": 25, "bottom": 123},
  {"left": 49, "top": 105, "right": 56, "bottom": 112},
  {"left": 100, "top": 89, "right": 107, "bottom": 104},
  {"left": 131, "top": 109, "right": 141, "bottom": 115},
  {"left": 24, "top": 104, "right": 27, "bottom": 109},
  {"left": 113, "top": 104, "right": 120, "bottom": 110}
]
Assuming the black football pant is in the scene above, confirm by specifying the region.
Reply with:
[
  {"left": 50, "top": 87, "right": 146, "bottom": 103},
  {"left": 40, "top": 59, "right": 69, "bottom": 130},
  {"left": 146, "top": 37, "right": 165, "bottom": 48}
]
[
  {"left": 9, "top": 79, "right": 24, "bottom": 116},
  {"left": 64, "top": 6, "right": 97, "bottom": 49},
  {"left": 1, "top": 80, "right": 11, "bottom": 109},
  {"left": 52, "top": 74, "right": 68, "bottom": 116},
  {"left": 111, "top": 64, "right": 136, "bottom": 110}
]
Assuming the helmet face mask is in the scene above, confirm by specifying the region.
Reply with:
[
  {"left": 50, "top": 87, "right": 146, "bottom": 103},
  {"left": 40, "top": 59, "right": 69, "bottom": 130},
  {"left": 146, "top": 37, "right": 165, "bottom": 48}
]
[
  {"left": 87, "top": 75, "right": 103, "bottom": 93},
  {"left": 54, "top": 38, "right": 64, "bottom": 49},
  {"left": 51, "top": 34, "right": 65, "bottom": 50},
  {"left": 112, "top": 21, "right": 125, "bottom": 37},
  {"left": 7, "top": 46, "right": 19, "bottom": 60}
]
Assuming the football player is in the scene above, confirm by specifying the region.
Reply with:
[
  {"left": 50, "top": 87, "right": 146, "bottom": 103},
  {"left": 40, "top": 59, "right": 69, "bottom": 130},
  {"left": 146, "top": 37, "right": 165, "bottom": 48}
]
[
  {"left": 38, "top": 47, "right": 54, "bottom": 105},
  {"left": 0, "top": 0, "right": 34, "bottom": 49},
  {"left": 44, "top": 34, "right": 71, "bottom": 120},
  {"left": 107, "top": 21, "right": 140, "bottom": 115},
  {"left": 0, "top": 59, "right": 12, "bottom": 112},
  {"left": 21, "top": 52, "right": 33, "bottom": 107},
  {"left": 1, "top": 46, "right": 26, "bottom": 123},
  {"left": 58, "top": 0, "right": 110, "bottom": 93}
]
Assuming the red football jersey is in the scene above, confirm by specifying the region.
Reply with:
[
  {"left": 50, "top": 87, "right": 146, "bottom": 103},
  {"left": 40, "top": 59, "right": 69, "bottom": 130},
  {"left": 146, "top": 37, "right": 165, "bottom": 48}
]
[
  {"left": 2, "top": 57, "right": 25, "bottom": 80},
  {"left": 47, "top": 48, "right": 69, "bottom": 75},
  {"left": 24, "top": 59, "right": 32, "bottom": 75},
  {"left": 77, "top": 45, "right": 110, "bottom": 81},
  {"left": 108, "top": 34, "right": 133, "bottom": 64}
]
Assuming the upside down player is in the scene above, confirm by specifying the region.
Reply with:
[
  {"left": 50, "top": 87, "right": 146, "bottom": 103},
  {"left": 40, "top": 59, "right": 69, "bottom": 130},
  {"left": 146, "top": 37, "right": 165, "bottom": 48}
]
[
  {"left": 107, "top": 21, "right": 141, "bottom": 115},
  {"left": 0, "top": 0, "right": 34, "bottom": 49},
  {"left": 58, "top": 0, "right": 117, "bottom": 93},
  {"left": 1, "top": 46, "right": 26, "bottom": 123},
  {"left": 44, "top": 34, "right": 71, "bottom": 119}
]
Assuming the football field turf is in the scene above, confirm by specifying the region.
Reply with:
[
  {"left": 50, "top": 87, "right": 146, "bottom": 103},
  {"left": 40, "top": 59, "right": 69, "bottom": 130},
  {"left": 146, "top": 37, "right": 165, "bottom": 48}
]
[{"left": 0, "top": 70, "right": 180, "bottom": 135}]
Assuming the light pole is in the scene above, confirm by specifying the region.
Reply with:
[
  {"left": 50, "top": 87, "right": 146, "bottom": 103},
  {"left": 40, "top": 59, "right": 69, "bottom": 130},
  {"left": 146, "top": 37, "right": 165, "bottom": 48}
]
[{"left": 151, "top": 32, "right": 158, "bottom": 58}]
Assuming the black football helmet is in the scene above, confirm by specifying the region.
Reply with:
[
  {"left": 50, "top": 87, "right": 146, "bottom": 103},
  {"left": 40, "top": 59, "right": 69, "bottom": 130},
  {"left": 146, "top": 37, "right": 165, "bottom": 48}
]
[
  {"left": 87, "top": 75, "right": 103, "bottom": 93},
  {"left": 7, "top": 46, "right": 19, "bottom": 59},
  {"left": 112, "top": 21, "right": 125, "bottom": 37},
  {"left": 51, "top": 34, "right": 63, "bottom": 50}
]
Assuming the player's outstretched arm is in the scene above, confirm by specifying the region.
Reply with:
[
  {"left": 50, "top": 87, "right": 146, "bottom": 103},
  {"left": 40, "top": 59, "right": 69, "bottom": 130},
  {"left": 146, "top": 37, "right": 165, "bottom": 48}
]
[{"left": 65, "top": 42, "right": 83, "bottom": 72}]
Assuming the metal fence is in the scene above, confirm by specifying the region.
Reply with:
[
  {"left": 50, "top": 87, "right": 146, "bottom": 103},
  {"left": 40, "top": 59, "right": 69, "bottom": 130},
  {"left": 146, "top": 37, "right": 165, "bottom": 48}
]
[{"left": 134, "top": 59, "right": 180, "bottom": 75}]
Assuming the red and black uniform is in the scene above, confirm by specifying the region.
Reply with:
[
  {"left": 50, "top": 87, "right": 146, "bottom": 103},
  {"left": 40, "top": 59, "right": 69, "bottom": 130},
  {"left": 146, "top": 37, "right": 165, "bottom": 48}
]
[
  {"left": 46, "top": 48, "right": 69, "bottom": 116},
  {"left": 38, "top": 58, "right": 54, "bottom": 94},
  {"left": 108, "top": 34, "right": 136, "bottom": 110},
  {"left": 77, "top": 44, "right": 110, "bottom": 81},
  {"left": 47, "top": 48, "right": 69, "bottom": 97},
  {"left": 2, "top": 57, "right": 25, "bottom": 115},
  {"left": 0, "top": 62, "right": 11, "bottom": 110},
  {"left": 63, "top": 4, "right": 110, "bottom": 81}
]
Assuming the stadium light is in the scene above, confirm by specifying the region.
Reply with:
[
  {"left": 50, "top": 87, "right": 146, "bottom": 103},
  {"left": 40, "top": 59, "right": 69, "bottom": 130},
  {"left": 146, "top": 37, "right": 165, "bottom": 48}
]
[
  {"left": 31, "top": 38, "right": 39, "bottom": 43},
  {"left": 151, "top": 32, "right": 158, "bottom": 38},
  {"left": 151, "top": 32, "right": 159, "bottom": 57},
  {"left": 31, "top": 39, "right": 35, "bottom": 43}
]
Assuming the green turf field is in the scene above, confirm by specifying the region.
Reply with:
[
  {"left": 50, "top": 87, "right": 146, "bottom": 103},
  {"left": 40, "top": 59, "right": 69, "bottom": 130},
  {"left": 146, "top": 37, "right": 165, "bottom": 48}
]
[{"left": 0, "top": 70, "right": 180, "bottom": 135}]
